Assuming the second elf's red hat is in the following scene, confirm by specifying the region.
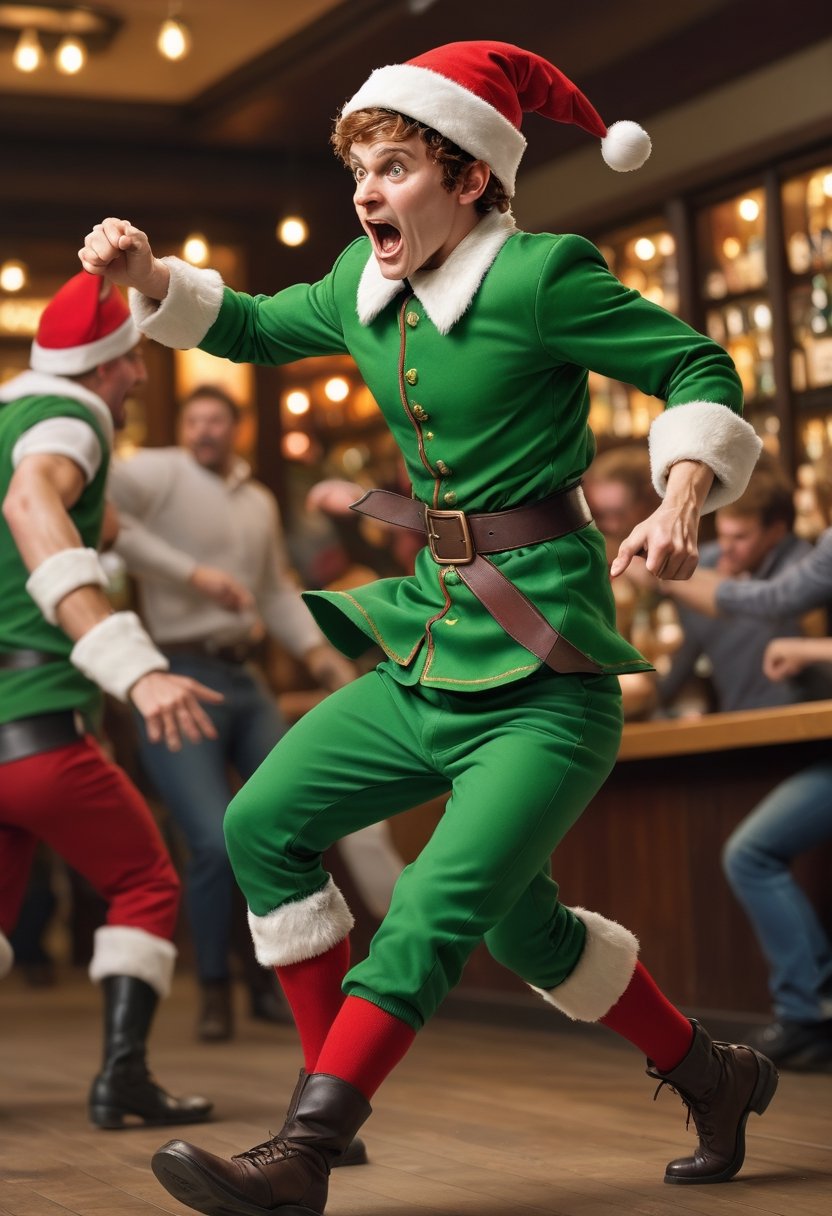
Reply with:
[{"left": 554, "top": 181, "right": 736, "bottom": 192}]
[
  {"left": 341, "top": 40, "right": 651, "bottom": 196},
  {"left": 31, "top": 271, "right": 139, "bottom": 376}
]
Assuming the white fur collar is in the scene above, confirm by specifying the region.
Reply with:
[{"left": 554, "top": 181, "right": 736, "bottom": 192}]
[
  {"left": 356, "top": 209, "right": 517, "bottom": 334},
  {"left": 0, "top": 370, "right": 114, "bottom": 450}
]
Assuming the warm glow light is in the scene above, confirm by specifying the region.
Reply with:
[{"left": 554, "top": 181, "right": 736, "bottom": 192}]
[
  {"left": 182, "top": 234, "right": 209, "bottom": 265},
  {"left": 158, "top": 17, "right": 192, "bottom": 61},
  {"left": 56, "top": 36, "right": 86, "bottom": 75},
  {"left": 823, "top": 172, "right": 832, "bottom": 199},
  {"left": 0, "top": 260, "right": 27, "bottom": 292},
  {"left": 13, "top": 29, "right": 42, "bottom": 72},
  {"left": 283, "top": 431, "right": 312, "bottom": 458},
  {"left": 656, "top": 232, "right": 675, "bottom": 257},
  {"left": 285, "top": 390, "right": 310, "bottom": 415},
  {"left": 738, "top": 197, "right": 760, "bottom": 222},
  {"left": 722, "top": 237, "right": 742, "bottom": 260},
  {"left": 277, "top": 217, "right": 309, "bottom": 247},
  {"left": 324, "top": 377, "right": 349, "bottom": 403},
  {"left": 753, "top": 303, "right": 772, "bottom": 329},
  {"left": 633, "top": 238, "right": 656, "bottom": 262}
]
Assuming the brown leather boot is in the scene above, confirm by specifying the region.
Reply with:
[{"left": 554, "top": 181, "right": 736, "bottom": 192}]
[
  {"left": 151, "top": 1071, "right": 371, "bottom": 1215},
  {"left": 647, "top": 1019, "right": 778, "bottom": 1184}
]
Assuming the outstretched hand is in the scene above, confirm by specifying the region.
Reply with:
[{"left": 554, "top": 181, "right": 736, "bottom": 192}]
[
  {"left": 130, "top": 670, "right": 224, "bottom": 751},
  {"left": 609, "top": 459, "right": 713, "bottom": 582},
  {"left": 79, "top": 218, "right": 170, "bottom": 299}
]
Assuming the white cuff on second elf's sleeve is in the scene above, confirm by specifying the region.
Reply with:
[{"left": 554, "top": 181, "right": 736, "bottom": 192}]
[
  {"left": 70, "top": 610, "right": 169, "bottom": 701},
  {"left": 129, "top": 256, "right": 224, "bottom": 350},
  {"left": 649, "top": 401, "right": 762, "bottom": 514},
  {"left": 26, "top": 547, "right": 109, "bottom": 624}
]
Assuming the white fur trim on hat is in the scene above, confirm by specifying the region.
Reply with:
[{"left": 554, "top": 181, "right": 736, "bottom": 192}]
[
  {"left": 30, "top": 315, "right": 140, "bottom": 376},
  {"left": 248, "top": 877, "right": 355, "bottom": 967},
  {"left": 529, "top": 906, "right": 639, "bottom": 1022},
  {"left": 342, "top": 62, "right": 527, "bottom": 196},
  {"left": 649, "top": 401, "right": 763, "bottom": 514},
  {"left": 89, "top": 925, "right": 177, "bottom": 997},
  {"left": 601, "top": 120, "right": 652, "bottom": 172},
  {"left": 0, "top": 931, "right": 13, "bottom": 979},
  {"left": 26, "top": 547, "right": 109, "bottom": 625},
  {"left": 70, "top": 610, "right": 169, "bottom": 701},
  {"left": 129, "top": 257, "right": 225, "bottom": 350}
]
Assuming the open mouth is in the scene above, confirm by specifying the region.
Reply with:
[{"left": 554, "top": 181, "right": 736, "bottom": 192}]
[{"left": 368, "top": 221, "right": 402, "bottom": 258}]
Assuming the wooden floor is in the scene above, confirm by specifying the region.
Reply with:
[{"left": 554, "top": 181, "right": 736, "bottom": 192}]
[{"left": 1, "top": 970, "right": 829, "bottom": 1216}]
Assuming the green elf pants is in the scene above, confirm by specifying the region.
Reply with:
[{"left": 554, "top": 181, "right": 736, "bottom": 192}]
[{"left": 224, "top": 666, "right": 639, "bottom": 1031}]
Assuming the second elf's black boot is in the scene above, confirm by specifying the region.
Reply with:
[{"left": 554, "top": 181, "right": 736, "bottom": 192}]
[
  {"left": 647, "top": 1019, "right": 779, "bottom": 1183},
  {"left": 152, "top": 1070, "right": 371, "bottom": 1216},
  {"left": 89, "top": 975, "right": 213, "bottom": 1129}
]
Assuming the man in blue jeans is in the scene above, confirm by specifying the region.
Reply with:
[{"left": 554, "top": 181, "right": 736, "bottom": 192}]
[
  {"left": 634, "top": 524, "right": 832, "bottom": 1069},
  {"left": 109, "top": 384, "right": 357, "bottom": 1041}
]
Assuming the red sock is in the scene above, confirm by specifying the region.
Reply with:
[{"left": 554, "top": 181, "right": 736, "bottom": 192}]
[
  {"left": 275, "top": 937, "right": 351, "bottom": 1071},
  {"left": 600, "top": 961, "right": 694, "bottom": 1071},
  {"left": 314, "top": 995, "right": 416, "bottom": 1100}
]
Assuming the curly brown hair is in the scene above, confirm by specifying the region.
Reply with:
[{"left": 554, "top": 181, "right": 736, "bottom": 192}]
[{"left": 331, "top": 109, "right": 511, "bottom": 215}]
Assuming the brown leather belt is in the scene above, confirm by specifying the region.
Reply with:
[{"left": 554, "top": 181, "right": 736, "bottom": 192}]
[
  {"left": 0, "top": 648, "right": 59, "bottom": 670},
  {"left": 351, "top": 484, "right": 602, "bottom": 675},
  {"left": 0, "top": 710, "right": 85, "bottom": 765}
]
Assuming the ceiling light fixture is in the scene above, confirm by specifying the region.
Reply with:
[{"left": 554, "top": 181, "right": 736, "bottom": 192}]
[
  {"left": 0, "top": 4, "right": 122, "bottom": 73},
  {"left": 157, "top": 3, "right": 191, "bottom": 61},
  {"left": 12, "top": 28, "right": 42, "bottom": 72},
  {"left": 55, "top": 32, "right": 84, "bottom": 74}
]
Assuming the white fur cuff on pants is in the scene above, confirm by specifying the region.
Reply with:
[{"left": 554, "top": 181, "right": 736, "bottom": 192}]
[
  {"left": 0, "top": 930, "right": 14, "bottom": 978},
  {"left": 530, "top": 906, "right": 639, "bottom": 1022},
  {"left": 248, "top": 877, "right": 355, "bottom": 967},
  {"left": 88, "top": 925, "right": 177, "bottom": 998}
]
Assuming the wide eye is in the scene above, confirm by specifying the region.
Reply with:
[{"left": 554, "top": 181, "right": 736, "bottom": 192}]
[
  {"left": 388, "top": 163, "right": 404, "bottom": 179},
  {"left": 352, "top": 166, "right": 365, "bottom": 183}
]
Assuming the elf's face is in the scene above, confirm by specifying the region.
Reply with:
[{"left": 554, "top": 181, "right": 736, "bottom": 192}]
[{"left": 349, "top": 133, "right": 480, "bottom": 280}]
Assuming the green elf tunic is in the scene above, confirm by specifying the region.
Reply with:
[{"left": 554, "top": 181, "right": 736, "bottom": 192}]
[
  {"left": 132, "top": 211, "right": 761, "bottom": 1029},
  {"left": 0, "top": 373, "right": 111, "bottom": 726},
  {"left": 135, "top": 210, "right": 756, "bottom": 691}
]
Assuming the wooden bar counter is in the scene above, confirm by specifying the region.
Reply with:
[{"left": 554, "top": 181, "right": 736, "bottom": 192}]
[{"left": 371, "top": 700, "right": 832, "bottom": 1023}]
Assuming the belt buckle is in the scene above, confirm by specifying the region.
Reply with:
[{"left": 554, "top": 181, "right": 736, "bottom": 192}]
[{"left": 424, "top": 506, "right": 475, "bottom": 565}]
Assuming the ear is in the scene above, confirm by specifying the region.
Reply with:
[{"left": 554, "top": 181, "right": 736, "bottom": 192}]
[{"left": 458, "top": 160, "right": 490, "bottom": 207}]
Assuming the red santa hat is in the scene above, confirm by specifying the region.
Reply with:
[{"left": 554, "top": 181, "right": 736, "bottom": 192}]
[
  {"left": 30, "top": 271, "right": 140, "bottom": 376},
  {"left": 341, "top": 40, "right": 651, "bottom": 196}
]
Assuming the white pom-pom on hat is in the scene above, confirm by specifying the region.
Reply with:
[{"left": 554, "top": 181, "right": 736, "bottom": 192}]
[{"left": 601, "top": 120, "right": 652, "bottom": 173}]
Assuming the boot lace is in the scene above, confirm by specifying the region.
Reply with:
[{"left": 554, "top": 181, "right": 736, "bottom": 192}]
[
  {"left": 233, "top": 1134, "right": 295, "bottom": 1165},
  {"left": 652, "top": 1079, "right": 715, "bottom": 1138}
]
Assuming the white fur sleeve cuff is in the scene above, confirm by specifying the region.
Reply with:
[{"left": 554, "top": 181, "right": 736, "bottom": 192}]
[
  {"left": 70, "top": 611, "right": 169, "bottom": 701},
  {"left": 649, "top": 401, "right": 762, "bottom": 514},
  {"left": 128, "top": 256, "right": 225, "bottom": 349},
  {"left": 26, "top": 548, "right": 109, "bottom": 624}
]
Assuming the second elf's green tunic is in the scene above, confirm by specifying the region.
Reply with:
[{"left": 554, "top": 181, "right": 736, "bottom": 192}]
[{"left": 134, "top": 212, "right": 759, "bottom": 1028}]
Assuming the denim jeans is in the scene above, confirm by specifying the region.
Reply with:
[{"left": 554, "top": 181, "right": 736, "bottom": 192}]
[
  {"left": 136, "top": 654, "right": 286, "bottom": 982},
  {"left": 722, "top": 760, "right": 832, "bottom": 1023}
]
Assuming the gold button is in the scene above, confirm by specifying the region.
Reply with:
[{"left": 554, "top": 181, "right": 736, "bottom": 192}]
[
  {"left": 405, "top": 368, "right": 418, "bottom": 386},
  {"left": 405, "top": 311, "right": 419, "bottom": 328},
  {"left": 436, "top": 459, "right": 452, "bottom": 476},
  {"left": 425, "top": 430, "right": 435, "bottom": 441},
  {"left": 443, "top": 490, "right": 458, "bottom": 506},
  {"left": 412, "top": 404, "right": 429, "bottom": 421}
]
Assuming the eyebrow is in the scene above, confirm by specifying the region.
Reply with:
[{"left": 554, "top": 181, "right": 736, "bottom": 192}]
[{"left": 349, "top": 144, "right": 416, "bottom": 167}]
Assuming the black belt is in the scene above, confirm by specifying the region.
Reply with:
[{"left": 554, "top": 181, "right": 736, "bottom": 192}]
[
  {"left": 0, "top": 710, "right": 85, "bottom": 765},
  {"left": 162, "top": 640, "right": 261, "bottom": 665},
  {"left": 351, "top": 484, "right": 602, "bottom": 675},
  {"left": 0, "top": 648, "right": 60, "bottom": 671}
]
